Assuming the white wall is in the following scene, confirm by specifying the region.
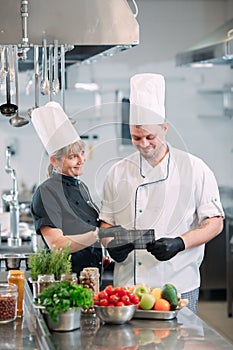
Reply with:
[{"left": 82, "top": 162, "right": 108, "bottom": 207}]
[{"left": 0, "top": 0, "right": 233, "bottom": 208}]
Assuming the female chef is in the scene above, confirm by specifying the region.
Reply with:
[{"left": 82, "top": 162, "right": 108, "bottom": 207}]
[{"left": 30, "top": 101, "right": 104, "bottom": 278}]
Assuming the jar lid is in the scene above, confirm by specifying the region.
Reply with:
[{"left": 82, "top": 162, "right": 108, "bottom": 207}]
[{"left": 8, "top": 270, "right": 25, "bottom": 275}]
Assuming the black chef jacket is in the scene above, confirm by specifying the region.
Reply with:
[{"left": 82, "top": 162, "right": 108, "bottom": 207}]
[{"left": 31, "top": 172, "right": 102, "bottom": 277}]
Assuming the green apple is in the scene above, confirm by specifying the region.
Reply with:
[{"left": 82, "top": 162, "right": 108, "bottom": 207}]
[
  {"left": 134, "top": 284, "right": 150, "bottom": 299},
  {"left": 139, "top": 293, "right": 155, "bottom": 310}
]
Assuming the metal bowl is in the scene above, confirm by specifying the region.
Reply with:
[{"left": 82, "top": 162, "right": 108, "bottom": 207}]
[
  {"left": 43, "top": 308, "right": 81, "bottom": 332},
  {"left": 95, "top": 304, "right": 137, "bottom": 325},
  {"left": 4, "top": 254, "right": 22, "bottom": 270}
]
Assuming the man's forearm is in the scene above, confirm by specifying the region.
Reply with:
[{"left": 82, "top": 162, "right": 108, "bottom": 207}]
[{"left": 181, "top": 216, "right": 223, "bottom": 249}]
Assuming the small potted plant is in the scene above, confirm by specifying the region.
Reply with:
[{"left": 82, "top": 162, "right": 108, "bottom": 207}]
[
  {"left": 28, "top": 245, "right": 72, "bottom": 299},
  {"left": 35, "top": 281, "right": 93, "bottom": 331}
]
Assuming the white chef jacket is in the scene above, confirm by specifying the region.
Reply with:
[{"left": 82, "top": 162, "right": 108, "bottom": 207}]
[{"left": 99, "top": 146, "right": 224, "bottom": 293}]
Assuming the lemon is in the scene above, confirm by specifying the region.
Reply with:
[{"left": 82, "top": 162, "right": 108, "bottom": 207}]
[{"left": 151, "top": 287, "right": 162, "bottom": 301}]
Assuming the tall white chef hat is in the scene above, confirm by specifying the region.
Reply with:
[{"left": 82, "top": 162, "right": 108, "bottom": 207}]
[
  {"left": 31, "top": 101, "right": 80, "bottom": 155},
  {"left": 129, "top": 73, "right": 165, "bottom": 125}
]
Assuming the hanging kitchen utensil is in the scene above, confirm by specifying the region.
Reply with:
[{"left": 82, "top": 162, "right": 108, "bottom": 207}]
[
  {"left": 28, "top": 45, "right": 39, "bottom": 117},
  {"left": 60, "top": 45, "right": 75, "bottom": 124},
  {"left": 0, "top": 46, "right": 18, "bottom": 117},
  {"left": 9, "top": 46, "right": 29, "bottom": 127},
  {"left": 52, "top": 40, "right": 60, "bottom": 94},
  {"left": 9, "top": 46, "right": 15, "bottom": 82},
  {"left": 40, "top": 38, "right": 49, "bottom": 95},
  {"left": 49, "top": 44, "right": 53, "bottom": 101},
  {"left": 0, "top": 46, "right": 7, "bottom": 84}
]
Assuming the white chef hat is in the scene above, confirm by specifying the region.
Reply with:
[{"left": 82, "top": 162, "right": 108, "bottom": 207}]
[
  {"left": 129, "top": 73, "right": 165, "bottom": 125},
  {"left": 31, "top": 101, "right": 80, "bottom": 155}
]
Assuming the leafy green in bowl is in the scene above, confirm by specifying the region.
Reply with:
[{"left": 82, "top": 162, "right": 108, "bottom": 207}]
[{"left": 35, "top": 281, "right": 93, "bottom": 323}]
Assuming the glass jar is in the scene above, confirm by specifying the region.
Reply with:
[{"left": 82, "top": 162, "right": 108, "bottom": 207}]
[
  {"left": 60, "top": 273, "right": 78, "bottom": 283},
  {"left": 7, "top": 270, "right": 25, "bottom": 318},
  {"left": 37, "top": 274, "right": 55, "bottom": 295},
  {"left": 79, "top": 267, "right": 100, "bottom": 296},
  {"left": 0, "top": 283, "right": 18, "bottom": 323}
]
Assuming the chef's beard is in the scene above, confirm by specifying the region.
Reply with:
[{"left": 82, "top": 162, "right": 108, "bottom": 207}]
[{"left": 137, "top": 142, "right": 167, "bottom": 163}]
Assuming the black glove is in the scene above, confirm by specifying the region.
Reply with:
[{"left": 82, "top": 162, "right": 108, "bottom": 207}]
[
  {"left": 99, "top": 225, "right": 128, "bottom": 243},
  {"left": 146, "top": 237, "right": 185, "bottom": 261},
  {"left": 107, "top": 240, "right": 134, "bottom": 263}
]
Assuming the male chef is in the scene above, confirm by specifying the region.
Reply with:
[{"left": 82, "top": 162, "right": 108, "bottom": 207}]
[{"left": 99, "top": 73, "right": 224, "bottom": 313}]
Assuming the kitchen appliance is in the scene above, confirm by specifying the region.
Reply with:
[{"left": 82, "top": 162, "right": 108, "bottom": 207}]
[
  {"left": 176, "top": 18, "right": 233, "bottom": 67},
  {"left": 0, "top": 0, "right": 139, "bottom": 69}
]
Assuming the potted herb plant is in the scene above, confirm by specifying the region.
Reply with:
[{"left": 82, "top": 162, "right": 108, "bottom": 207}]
[
  {"left": 28, "top": 245, "right": 72, "bottom": 299},
  {"left": 35, "top": 281, "right": 93, "bottom": 331}
]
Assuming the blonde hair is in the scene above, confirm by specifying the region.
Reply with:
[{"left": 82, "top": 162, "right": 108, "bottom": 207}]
[{"left": 47, "top": 139, "right": 86, "bottom": 177}]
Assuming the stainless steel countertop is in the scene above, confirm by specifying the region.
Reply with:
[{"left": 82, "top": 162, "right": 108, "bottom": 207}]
[{"left": 0, "top": 271, "right": 233, "bottom": 350}]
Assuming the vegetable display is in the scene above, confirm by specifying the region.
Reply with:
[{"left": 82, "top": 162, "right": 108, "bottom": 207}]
[{"left": 94, "top": 283, "right": 188, "bottom": 311}]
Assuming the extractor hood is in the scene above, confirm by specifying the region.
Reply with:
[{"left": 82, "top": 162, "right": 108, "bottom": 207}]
[
  {"left": 0, "top": 0, "right": 139, "bottom": 70},
  {"left": 175, "top": 18, "right": 233, "bottom": 67}
]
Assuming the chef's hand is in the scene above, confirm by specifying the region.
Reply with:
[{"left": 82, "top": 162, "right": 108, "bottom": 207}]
[
  {"left": 107, "top": 240, "right": 134, "bottom": 263},
  {"left": 98, "top": 225, "right": 128, "bottom": 242},
  {"left": 99, "top": 226, "right": 134, "bottom": 262},
  {"left": 146, "top": 237, "right": 185, "bottom": 261}
]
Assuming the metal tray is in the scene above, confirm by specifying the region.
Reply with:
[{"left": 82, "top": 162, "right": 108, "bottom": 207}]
[{"left": 133, "top": 309, "right": 179, "bottom": 320}]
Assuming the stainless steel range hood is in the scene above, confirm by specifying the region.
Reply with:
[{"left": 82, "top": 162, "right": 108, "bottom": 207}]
[
  {"left": 175, "top": 18, "right": 233, "bottom": 67},
  {"left": 0, "top": 0, "right": 139, "bottom": 69}
]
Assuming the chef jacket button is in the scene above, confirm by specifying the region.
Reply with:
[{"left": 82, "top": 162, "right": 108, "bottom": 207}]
[
  {"left": 87, "top": 200, "right": 90, "bottom": 204},
  {"left": 139, "top": 209, "right": 143, "bottom": 213},
  {"left": 138, "top": 261, "right": 142, "bottom": 266},
  {"left": 76, "top": 201, "right": 79, "bottom": 205}
]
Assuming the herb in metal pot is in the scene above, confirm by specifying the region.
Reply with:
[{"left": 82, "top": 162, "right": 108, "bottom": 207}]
[
  {"left": 35, "top": 281, "right": 93, "bottom": 323},
  {"left": 28, "top": 245, "right": 72, "bottom": 281}
]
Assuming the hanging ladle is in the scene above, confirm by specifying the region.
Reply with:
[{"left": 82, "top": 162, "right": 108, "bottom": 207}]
[
  {"left": 0, "top": 46, "right": 18, "bottom": 117},
  {"left": 9, "top": 46, "right": 29, "bottom": 127}
]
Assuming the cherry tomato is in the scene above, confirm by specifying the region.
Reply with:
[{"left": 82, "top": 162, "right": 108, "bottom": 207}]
[
  {"left": 130, "top": 294, "right": 140, "bottom": 305},
  {"left": 121, "top": 295, "right": 131, "bottom": 305},
  {"left": 109, "top": 294, "right": 120, "bottom": 304},
  {"left": 93, "top": 296, "right": 100, "bottom": 305},
  {"left": 116, "top": 301, "right": 125, "bottom": 307},
  {"left": 98, "top": 291, "right": 108, "bottom": 300},
  {"left": 105, "top": 285, "right": 115, "bottom": 296},
  {"left": 115, "top": 287, "right": 127, "bottom": 297},
  {"left": 99, "top": 298, "right": 109, "bottom": 306}
]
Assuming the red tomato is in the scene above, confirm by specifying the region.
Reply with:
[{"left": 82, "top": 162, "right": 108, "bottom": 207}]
[
  {"left": 109, "top": 294, "right": 120, "bottom": 304},
  {"left": 115, "top": 287, "right": 127, "bottom": 297},
  {"left": 121, "top": 295, "right": 131, "bottom": 305},
  {"left": 105, "top": 285, "right": 115, "bottom": 296},
  {"left": 93, "top": 296, "right": 100, "bottom": 305},
  {"left": 130, "top": 294, "right": 140, "bottom": 305},
  {"left": 116, "top": 301, "right": 125, "bottom": 307},
  {"left": 99, "top": 298, "right": 108, "bottom": 306},
  {"left": 108, "top": 303, "right": 115, "bottom": 307},
  {"left": 98, "top": 291, "right": 108, "bottom": 300}
]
